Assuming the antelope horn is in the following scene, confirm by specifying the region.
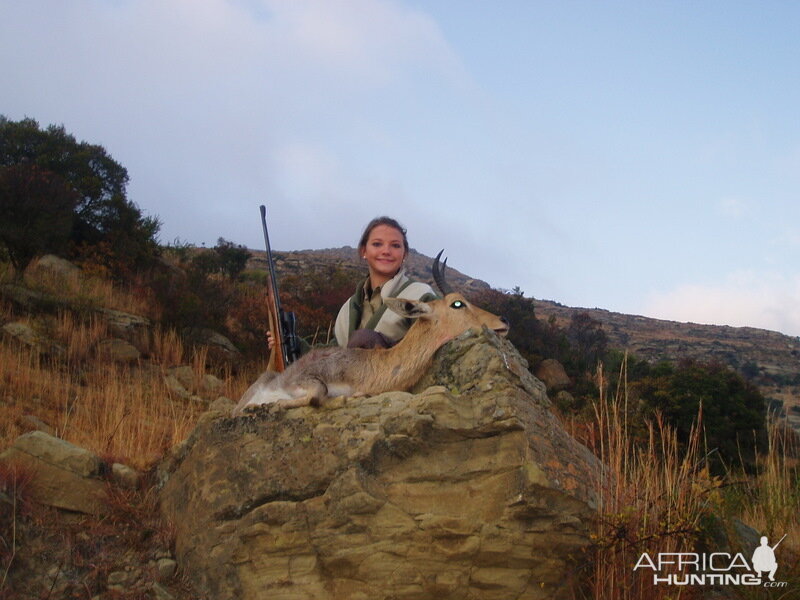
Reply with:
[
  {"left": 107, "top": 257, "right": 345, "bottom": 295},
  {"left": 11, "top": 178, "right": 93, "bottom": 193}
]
[{"left": 432, "top": 249, "right": 454, "bottom": 296}]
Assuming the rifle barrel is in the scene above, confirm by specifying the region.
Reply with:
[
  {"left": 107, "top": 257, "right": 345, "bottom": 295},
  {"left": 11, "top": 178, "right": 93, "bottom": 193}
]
[{"left": 772, "top": 533, "right": 788, "bottom": 550}]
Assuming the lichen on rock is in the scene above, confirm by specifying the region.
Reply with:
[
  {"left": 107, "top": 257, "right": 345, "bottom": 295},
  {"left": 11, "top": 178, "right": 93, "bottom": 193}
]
[{"left": 159, "top": 329, "right": 600, "bottom": 600}]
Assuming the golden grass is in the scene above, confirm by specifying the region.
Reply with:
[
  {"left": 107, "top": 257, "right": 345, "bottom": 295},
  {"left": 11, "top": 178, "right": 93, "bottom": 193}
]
[
  {"left": 52, "top": 310, "right": 109, "bottom": 365},
  {"left": 577, "top": 358, "right": 721, "bottom": 600},
  {"left": 1, "top": 309, "right": 260, "bottom": 471},
  {"left": 1, "top": 342, "right": 186, "bottom": 469},
  {"left": 739, "top": 417, "right": 800, "bottom": 549},
  {"left": 151, "top": 327, "right": 184, "bottom": 368},
  {"left": 574, "top": 356, "right": 800, "bottom": 598}
]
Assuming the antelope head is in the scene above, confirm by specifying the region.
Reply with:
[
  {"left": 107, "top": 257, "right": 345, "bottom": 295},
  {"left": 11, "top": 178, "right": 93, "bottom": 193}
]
[{"left": 383, "top": 250, "right": 509, "bottom": 346}]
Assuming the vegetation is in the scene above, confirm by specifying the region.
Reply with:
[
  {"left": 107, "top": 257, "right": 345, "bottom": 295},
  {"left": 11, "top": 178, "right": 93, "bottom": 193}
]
[
  {"left": 0, "top": 163, "right": 78, "bottom": 275},
  {"left": 574, "top": 361, "right": 799, "bottom": 599},
  {"left": 0, "top": 116, "right": 161, "bottom": 278}
]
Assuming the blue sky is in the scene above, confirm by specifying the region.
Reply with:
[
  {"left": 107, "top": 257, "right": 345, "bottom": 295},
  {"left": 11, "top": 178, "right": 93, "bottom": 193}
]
[{"left": 3, "top": 1, "right": 799, "bottom": 336}]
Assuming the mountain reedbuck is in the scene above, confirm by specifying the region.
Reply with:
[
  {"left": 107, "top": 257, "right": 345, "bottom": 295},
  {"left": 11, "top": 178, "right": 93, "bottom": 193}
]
[{"left": 232, "top": 252, "right": 509, "bottom": 416}]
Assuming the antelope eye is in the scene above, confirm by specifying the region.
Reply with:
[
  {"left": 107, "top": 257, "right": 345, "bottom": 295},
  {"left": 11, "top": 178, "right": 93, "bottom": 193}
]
[{"left": 451, "top": 300, "right": 465, "bottom": 309}]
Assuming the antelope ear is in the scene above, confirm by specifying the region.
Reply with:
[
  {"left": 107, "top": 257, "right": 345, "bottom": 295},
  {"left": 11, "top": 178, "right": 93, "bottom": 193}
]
[{"left": 383, "top": 297, "right": 434, "bottom": 319}]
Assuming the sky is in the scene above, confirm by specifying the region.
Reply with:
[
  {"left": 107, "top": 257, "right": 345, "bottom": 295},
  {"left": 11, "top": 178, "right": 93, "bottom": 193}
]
[{"left": 3, "top": 0, "right": 800, "bottom": 337}]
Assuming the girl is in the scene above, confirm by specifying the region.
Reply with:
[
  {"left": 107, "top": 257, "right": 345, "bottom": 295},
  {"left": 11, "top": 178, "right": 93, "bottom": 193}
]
[{"left": 334, "top": 216, "right": 438, "bottom": 348}]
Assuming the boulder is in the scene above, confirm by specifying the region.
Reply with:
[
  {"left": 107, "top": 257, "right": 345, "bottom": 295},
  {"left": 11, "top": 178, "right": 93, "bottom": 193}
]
[
  {"left": 112, "top": 462, "right": 140, "bottom": 490},
  {"left": 95, "top": 307, "right": 151, "bottom": 339},
  {"left": 166, "top": 365, "right": 225, "bottom": 400},
  {"left": 95, "top": 338, "right": 141, "bottom": 363},
  {"left": 0, "top": 431, "right": 107, "bottom": 514},
  {"left": 25, "top": 254, "right": 81, "bottom": 288},
  {"left": 159, "top": 329, "right": 600, "bottom": 599},
  {"left": 17, "top": 414, "right": 55, "bottom": 436},
  {"left": 182, "top": 327, "right": 242, "bottom": 364},
  {"left": 162, "top": 366, "right": 225, "bottom": 405},
  {"left": 169, "top": 365, "right": 197, "bottom": 391},
  {"left": 1, "top": 321, "right": 65, "bottom": 357},
  {"left": 30, "top": 254, "right": 81, "bottom": 278},
  {"left": 164, "top": 374, "right": 192, "bottom": 399},
  {"left": 534, "top": 359, "right": 572, "bottom": 392}
]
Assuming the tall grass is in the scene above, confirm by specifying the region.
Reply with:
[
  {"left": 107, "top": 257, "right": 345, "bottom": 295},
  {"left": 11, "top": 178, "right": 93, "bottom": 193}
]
[
  {"left": 53, "top": 310, "right": 108, "bottom": 365},
  {"left": 1, "top": 307, "right": 261, "bottom": 470},
  {"left": 1, "top": 316, "right": 216, "bottom": 472},
  {"left": 737, "top": 416, "right": 800, "bottom": 556},
  {"left": 577, "top": 357, "right": 720, "bottom": 600},
  {"left": 152, "top": 326, "right": 184, "bottom": 368},
  {"left": 573, "top": 356, "right": 800, "bottom": 598},
  {"left": 1, "top": 341, "right": 186, "bottom": 469}
]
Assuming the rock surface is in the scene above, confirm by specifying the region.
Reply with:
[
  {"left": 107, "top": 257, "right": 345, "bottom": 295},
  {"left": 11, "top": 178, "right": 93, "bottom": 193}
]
[
  {"left": 159, "top": 329, "right": 600, "bottom": 600},
  {"left": 181, "top": 326, "right": 242, "bottom": 364},
  {"left": 533, "top": 359, "right": 572, "bottom": 392},
  {"left": 0, "top": 431, "right": 107, "bottom": 514},
  {"left": 1, "top": 320, "right": 65, "bottom": 356},
  {"left": 96, "top": 337, "right": 142, "bottom": 363},
  {"left": 29, "top": 254, "right": 82, "bottom": 278}
]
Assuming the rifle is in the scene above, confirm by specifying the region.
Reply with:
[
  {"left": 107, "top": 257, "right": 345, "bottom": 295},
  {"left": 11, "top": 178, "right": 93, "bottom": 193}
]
[
  {"left": 259, "top": 205, "right": 301, "bottom": 371},
  {"left": 772, "top": 534, "right": 787, "bottom": 551}
]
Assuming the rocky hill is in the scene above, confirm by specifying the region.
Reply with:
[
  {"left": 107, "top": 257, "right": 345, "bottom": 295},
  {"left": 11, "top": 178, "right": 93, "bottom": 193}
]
[
  {"left": 530, "top": 300, "right": 800, "bottom": 427},
  {"left": 249, "top": 246, "right": 492, "bottom": 295},
  {"left": 255, "top": 247, "right": 800, "bottom": 428}
]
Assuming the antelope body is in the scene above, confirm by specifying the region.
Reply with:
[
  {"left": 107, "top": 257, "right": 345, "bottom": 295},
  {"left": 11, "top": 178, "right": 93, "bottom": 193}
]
[{"left": 232, "top": 254, "right": 509, "bottom": 416}]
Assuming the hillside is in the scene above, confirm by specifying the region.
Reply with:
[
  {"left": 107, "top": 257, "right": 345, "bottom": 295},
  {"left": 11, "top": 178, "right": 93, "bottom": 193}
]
[
  {"left": 258, "top": 246, "right": 800, "bottom": 428},
  {"left": 249, "top": 246, "right": 492, "bottom": 295},
  {"left": 2, "top": 249, "right": 799, "bottom": 597}
]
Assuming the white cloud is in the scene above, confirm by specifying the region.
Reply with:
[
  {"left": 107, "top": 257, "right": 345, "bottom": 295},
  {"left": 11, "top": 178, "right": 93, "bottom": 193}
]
[{"left": 642, "top": 271, "right": 800, "bottom": 337}]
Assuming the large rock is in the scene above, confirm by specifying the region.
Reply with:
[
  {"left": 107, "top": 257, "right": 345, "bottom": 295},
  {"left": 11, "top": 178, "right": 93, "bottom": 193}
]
[
  {"left": 1, "top": 321, "right": 65, "bottom": 357},
  {"left": 0, "top": 431, "right": 107, "bottom": 514},
  {"left": 95, "top": 337, "right": 142, "bottom": 363},
  {"left": 29, "top": 254, "right": 81, "bottom": 278},
  {"left": 533, "top": 359, "right": 572, "bottom": 392},
  {"left": 95, "top": 307, "right": 151, "bottom": 339},
  {"left": 159, "top": 329, "right": 600, "bottom": 600},
  {"left": 181, "top": 327, "right": 242, "bottom": 364}
]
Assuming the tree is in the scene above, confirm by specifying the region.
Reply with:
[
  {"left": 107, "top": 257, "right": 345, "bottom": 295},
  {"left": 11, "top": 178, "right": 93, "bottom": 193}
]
[
  {"left": 566, "top": 312, "right": 608, "bottom": 373},
  {"left": 0, "top": 116, "right": 160, "bottom": 276},
  {"left": 0, "top": 163, "right": 79, "bottom": 275},
  {"left": 633, "top": 359, "right": 767, "bottom": 471},
  {"left": 214, "top": 238, "right": 251, "bottom": 280}
]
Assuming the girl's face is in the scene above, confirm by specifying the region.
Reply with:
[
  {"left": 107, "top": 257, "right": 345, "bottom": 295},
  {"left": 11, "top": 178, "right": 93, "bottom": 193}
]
[{"left": 362, "top": 224, "right": 407, "bottom": 284}]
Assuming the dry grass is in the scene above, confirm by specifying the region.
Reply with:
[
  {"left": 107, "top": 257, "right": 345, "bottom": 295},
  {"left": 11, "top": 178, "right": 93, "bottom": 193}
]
[
  {"left": 151, "top": 327, "right": 184, "bottom": 368},
  {"left": 575, "top": 358, "right": 721, "bottom": 600},
  {"left": 738, "top": 416, "right": 800, "bottom": 555},
  {"left": 0, "top": 259, "right": 261, "bottom": 598},
  {"left": 2, "top": 342, "right": 188, "bottom": 470},
  {"left": 52, "top": 310, "right": 109, "bottom": 365},
  {"left": 572, "top": 356, "right": 800, "bottom": 598},
  {"left": 1, "top": 311, "right": 260, "bottom": 471},
  {"left": 0, "top": 462, "right": 36, "bottom": 593}
]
